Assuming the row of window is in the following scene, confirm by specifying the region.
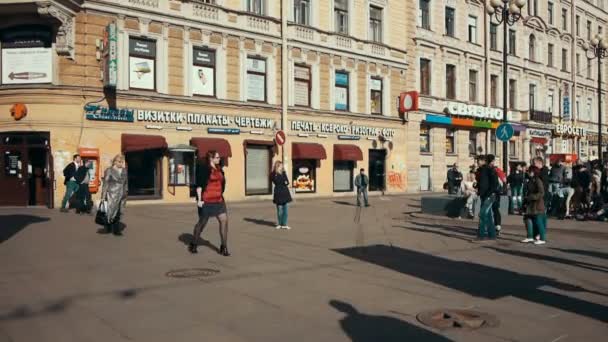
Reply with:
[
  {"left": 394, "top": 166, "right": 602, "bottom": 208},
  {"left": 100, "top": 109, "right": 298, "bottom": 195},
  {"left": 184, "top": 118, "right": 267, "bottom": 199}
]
[
  {"left": 419, "top": 126, "right": 516, "bottom": 157},
  {"left": 533, "top": 1, "right": 604, "bottom": 41}
]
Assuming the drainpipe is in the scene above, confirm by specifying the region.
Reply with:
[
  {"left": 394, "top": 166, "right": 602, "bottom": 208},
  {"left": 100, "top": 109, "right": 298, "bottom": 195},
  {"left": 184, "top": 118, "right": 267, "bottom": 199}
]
[{"left": 281, "top": 0, "right": 289, "bottom": 168}]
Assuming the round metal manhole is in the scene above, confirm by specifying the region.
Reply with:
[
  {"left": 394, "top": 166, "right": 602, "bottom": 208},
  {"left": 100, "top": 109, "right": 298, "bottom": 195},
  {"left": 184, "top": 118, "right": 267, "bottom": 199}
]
[
  {"left": 417, "top": 309, "right": 499, "bottom": 331},
  {"left": 165, "top": 268, "right": 220, "bottom": 279}
]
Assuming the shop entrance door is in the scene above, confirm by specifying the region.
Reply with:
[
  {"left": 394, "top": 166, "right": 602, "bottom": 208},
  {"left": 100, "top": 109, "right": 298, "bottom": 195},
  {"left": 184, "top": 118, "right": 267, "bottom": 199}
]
[
  {"left": 0, "top": 133, "right": 52, "bottom": 207},
  {"left": 368, "top": 149, "right": 386, "bottom": 191},
  {"left": 420, "top": 166, "right": 431, "bottom": 191}
]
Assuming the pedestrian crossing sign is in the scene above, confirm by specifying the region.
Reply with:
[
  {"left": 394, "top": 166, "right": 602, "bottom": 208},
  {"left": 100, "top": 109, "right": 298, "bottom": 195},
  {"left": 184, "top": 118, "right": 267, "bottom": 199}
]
[{"left": 496, "top": 123, "right": 514, "bottom": 142}]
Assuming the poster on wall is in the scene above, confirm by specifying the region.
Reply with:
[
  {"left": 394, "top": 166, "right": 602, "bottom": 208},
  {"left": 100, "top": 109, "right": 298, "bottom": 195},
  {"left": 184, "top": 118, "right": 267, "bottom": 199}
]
[
  {"left": 2, "top": 47, "right": 52, "bottom": 84},
  {"left": 129, "top": 56, "right": 155, "bottom": 90},
  {"left": 192, "top": 66, "right": 214, "bottom": 96},
  {"left": 335, "top": 87, "right": 348, "bottom": 110},
  {"left": 247, "top": 73, "right": 265, "bottom": 101},
  {"left": 292, "top": 161, "right": 316, "bottom": 193}
]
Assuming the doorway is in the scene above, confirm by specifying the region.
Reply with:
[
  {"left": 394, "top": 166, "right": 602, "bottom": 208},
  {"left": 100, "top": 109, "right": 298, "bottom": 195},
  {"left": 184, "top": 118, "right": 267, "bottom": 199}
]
[
  {"left": 0, "top": 132, "right": 52, "bottom": 207},
  {"left": 125, "top": 150, "right": 163, "bottom": 199},
  {"left": 420, "top": 165, "right": 431, "bottom": 191},
  {"left": 368, "top": 149, "right": 386, "bottom": 191}
]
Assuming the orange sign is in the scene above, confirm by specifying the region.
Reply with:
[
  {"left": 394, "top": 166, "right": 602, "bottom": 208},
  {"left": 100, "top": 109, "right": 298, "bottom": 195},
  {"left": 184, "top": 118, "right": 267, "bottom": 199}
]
[{"left": 10, "top": 103, "right": 27, "bottom": 121}]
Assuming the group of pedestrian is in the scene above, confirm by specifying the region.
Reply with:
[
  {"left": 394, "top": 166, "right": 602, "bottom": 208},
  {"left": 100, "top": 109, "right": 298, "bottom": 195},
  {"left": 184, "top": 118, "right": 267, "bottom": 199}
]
[{"left": 60, "top": 154, "right": 94, "bottom": 214}]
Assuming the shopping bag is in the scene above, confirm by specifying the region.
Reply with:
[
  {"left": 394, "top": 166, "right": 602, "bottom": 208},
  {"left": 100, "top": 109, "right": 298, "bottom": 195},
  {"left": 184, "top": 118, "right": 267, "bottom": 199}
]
[{"left": 95, "top": 200, "right": 107, "bottom": 226}]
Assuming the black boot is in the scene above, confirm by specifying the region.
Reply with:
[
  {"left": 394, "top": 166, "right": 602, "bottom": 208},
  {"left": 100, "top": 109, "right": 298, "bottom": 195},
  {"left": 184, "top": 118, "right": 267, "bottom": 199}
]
[
  {"left": 219, "top": 244, "right": 230, "bottom": 256},
  {"left": 112, "top": 222, "right": 122, "bottom": 236},
  {"left": 188, "top": 242, "right": 198, "bottom": 254}
]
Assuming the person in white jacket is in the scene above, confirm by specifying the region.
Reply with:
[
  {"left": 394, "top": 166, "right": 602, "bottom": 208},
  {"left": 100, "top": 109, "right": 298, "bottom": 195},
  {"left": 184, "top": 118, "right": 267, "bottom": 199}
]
[{"left": 461, "top": 168, "right": 477, "bottom": 219}]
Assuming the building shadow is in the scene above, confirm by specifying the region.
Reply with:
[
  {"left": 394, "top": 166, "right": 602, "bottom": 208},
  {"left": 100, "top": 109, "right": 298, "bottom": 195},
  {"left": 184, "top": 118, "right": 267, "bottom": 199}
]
[
  {"left": 487, "top": 247, "right": 608, "bottom": 274},
  {"left": 0, "top": 215, "right": 50, "bottom": 244},
  {"left": 397, "top": 225, "right": 475, "bottom": 243},
  {"left": 178, "top": 233, "right": 219, "bottom": 252},
  {"left": 330, "top": 299, "right": 453, "bottom": 342},
  {"left": 243, "top": 218, "right": 276, "bottom": 227},
  {"left": 402, "top": 221, "right": 521, "bottom": 243},
  {"left": 333, "top": 245, "right": 608, "bottom": 323},
  {"left": 551, "top": 248, "right": 608, "bottom": 260}
]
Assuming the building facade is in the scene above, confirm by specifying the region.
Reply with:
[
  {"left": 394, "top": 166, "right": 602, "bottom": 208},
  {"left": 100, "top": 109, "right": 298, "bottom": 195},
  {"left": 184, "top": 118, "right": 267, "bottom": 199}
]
[{"left": 0, "top": 0, "right": 416, "bottom": 207}]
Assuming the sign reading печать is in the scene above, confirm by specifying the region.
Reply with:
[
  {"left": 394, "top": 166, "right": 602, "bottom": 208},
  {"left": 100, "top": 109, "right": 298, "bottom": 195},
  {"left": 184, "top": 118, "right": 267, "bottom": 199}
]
[{"left": 290, "top": 120, "right": 396, "bottom": 137}]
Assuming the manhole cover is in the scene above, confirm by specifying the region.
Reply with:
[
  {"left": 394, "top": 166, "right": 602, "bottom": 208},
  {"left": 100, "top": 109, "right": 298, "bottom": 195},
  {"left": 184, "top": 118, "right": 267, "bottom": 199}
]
[
  {"left": 417, "top": 309, "right": 499, "bottom": 331},
  {"left": 165, "top": 268, "right": 220, "bottom": 279}
]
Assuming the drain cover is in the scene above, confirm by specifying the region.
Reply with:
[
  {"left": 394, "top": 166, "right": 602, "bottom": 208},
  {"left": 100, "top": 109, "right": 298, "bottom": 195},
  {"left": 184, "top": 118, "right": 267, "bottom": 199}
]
[
  {"left": 165, "top": 268, "right": 220, "bottom": 279},
  {"left": 417, "top": 309, "right": 499, "bottom": 331}
]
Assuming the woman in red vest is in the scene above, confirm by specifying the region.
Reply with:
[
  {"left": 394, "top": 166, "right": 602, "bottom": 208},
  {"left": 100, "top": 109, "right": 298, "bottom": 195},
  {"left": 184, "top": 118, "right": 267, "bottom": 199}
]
[{"left": 189, "top": 150, "right": 230, "bottom": 256}]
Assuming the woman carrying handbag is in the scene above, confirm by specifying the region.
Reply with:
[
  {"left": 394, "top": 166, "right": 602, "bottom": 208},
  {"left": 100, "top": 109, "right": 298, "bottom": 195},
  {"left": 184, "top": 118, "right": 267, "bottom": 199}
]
[
  {"left": 98, "top": 154, "right": 128, "bottom": 236},
  {"left": 271, "top": 161, "right": 292, "bottom": 230}
]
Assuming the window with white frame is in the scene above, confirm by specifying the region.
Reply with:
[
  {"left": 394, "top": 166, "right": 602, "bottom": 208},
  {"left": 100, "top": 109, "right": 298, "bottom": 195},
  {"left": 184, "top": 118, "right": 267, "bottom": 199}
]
[
  {"left": 334, "top": 70, "right": 349, "bottom": 111},
  {"left": 335, "top": 0, "right": 349, "bottom": 34},
  {"left": 294, "top": 64, "right": 311, "bottom": 107},
  {"left": 468, "top": 16, "right": 477, "bottom": 44},
  {"left": 1, "top": 26, "right": 53, "bottom": 85},
  {"left": 247, "top": 0, "right": 264, "bottom": 15},
  {"left": 419, "top": 0, "right": 430, "bottom": 30},
  {"left": 192, "top": 47, "right": 215, "bottom": 97},
  {"left": 370, "top": 77, "right": 383, "bottom": 115},
  {"left": 369, "top": 6, "right": 383, "bottom": 42},
  {"left": 247, "top": 57, "right": 266, "bottom": 102},
  {"left": 294, "top": 0, "right": 311, "bottom": 26},
  {"left": 129, "top": 37, "right": 156, "bottom": 90}
]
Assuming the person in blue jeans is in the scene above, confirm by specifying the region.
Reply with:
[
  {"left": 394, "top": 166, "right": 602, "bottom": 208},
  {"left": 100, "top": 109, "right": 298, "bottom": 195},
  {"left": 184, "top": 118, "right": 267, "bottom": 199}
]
[
  {"left": 508, "top": 163, "right": 525, "bottom": 214},
  {"left": 475, "top": 155, "right": 498, "bottom": 241},
  {"left": 522, "top": 166, "right": 547, "bottom": 245},
  {"left": 271, "top": 161, "right": 292, "bottom": 230},
  {"left": 60, "top": 154, "right": 81, "bottom": 212}
]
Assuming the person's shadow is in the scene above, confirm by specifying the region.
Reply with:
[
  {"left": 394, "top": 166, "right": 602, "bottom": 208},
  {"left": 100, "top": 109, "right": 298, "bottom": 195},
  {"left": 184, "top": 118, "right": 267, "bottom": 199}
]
[
  {"left": 178, "top": 233, "right": 219, "bottom": 252},
  {"left": 330, "top": 300, "right": 453, "bottom": 342},
  {"left": 0, "top": 215, "right": 50, "bottom": 244}
]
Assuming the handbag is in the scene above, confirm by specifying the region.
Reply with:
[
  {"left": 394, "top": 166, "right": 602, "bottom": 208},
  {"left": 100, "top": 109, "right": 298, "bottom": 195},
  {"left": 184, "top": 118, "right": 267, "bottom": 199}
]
[{"left": 95, "top": 200, "right": 108, "bottom": 226}]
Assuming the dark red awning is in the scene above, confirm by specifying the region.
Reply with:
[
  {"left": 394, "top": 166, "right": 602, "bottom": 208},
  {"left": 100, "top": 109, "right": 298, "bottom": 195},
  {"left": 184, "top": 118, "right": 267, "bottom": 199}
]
[
  {"left": 244, "top": 140, "right": 275, "bottom": 146},
  {"left": 121, "top": 134, "right": 167, "bottom": 153},
  {"left": 334, "top": 144, "right": 363, "bottom": 161},
  {"left": 292, "top": 143, "right": 327, "bottom": 160},
  {"left": 531, "top": 137, "right": 547, "bottom": 144},
  {"left": 190, "top": 137, "right": 232, "bottom": 160}
]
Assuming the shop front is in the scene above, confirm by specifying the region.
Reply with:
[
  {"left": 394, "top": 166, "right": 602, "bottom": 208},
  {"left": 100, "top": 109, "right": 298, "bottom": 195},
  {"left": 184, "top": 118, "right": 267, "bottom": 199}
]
[
  {"left": 525, "top": 127, "right": 553, "bottom": 162},
  {"left": 586, "top": 132, "right": 608, "bottom": 161},
  {"left": 552, "top": 123, "right": 586, "bottom": 158}
]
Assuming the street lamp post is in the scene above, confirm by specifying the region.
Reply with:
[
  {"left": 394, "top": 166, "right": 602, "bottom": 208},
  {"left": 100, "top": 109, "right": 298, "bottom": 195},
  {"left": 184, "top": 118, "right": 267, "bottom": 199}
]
[
  {"left": 583, "top": 36, "right": 608, "bottom": 164},
  {"left": 487, "top": 0, "right": 525, "bottom": 174}
]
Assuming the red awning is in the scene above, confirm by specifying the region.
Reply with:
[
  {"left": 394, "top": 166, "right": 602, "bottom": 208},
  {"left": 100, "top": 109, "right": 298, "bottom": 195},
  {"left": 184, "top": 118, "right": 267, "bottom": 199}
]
[
  {"left": 334, "top": 144, "right": 363, "bottom": 161},
  {"left": 121, "top": 134, "right": 167, "bottom": 153},
  {"left": 292, "top": 142, "right": 327, "bottom": 160},
  {"left": 244, "top": 139, "right": 275, "bottom": 146},
  {"left": 530, "top": 137, "right": 548, "bottom": 144},
  {"left": 190, "top": 137, "right": 232, "bottom": 160}
]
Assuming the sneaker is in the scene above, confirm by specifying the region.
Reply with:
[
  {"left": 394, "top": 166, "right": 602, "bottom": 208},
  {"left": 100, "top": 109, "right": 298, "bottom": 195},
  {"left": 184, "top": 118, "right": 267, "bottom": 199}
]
[
  {"left": 275, "top": 225, "right": 282, "bottom": 230},
  {"left": 521, "top": 238, "right": 534, "bottom": 243},
  {"left": 282, "top": 226, "right": 291, "bottom": 230},
  {"left": 534, "top": 240, "right": 547, "bottom": 245}
]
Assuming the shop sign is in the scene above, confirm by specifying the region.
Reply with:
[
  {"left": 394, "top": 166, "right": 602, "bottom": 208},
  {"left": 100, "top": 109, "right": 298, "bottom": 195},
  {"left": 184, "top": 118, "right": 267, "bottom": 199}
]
[
  {"left": 446, "top": 102, "right": 503, "bottom": 121},
  {"left": 103, "top": 23, "right": 117, "bottom": 88},
  {"left": 338, "top": 135, "right": 361, "bottom": 140},
  {"left": 1, "top": 47, "right": 52, "bottom": 84},
  {"left": 554, "top": 124, "right": 587, "bottom": 137},
  {"left": 291, "top": 120, "right": 395, "bottom": 138},
  {"left": 85, "top": 105, "right": 134, "bottom": 122},
  {"left": 528, "top": 128, "right": 552, "bottom": 138},
  {"left": 208, "top": 128, "right": 240, "bottom": 135}
]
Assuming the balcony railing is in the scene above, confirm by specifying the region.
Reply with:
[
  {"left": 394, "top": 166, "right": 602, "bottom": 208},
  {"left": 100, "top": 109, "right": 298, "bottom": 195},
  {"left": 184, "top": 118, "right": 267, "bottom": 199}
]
[
  {"left": 193, "top": 2, "right": 219, "bottom": 21},
  {"left": 530, "top": 109, "right": 553, "bottom": 123},
  {"left": 128, "top": 0, "right": 159, "bottom": 8}
]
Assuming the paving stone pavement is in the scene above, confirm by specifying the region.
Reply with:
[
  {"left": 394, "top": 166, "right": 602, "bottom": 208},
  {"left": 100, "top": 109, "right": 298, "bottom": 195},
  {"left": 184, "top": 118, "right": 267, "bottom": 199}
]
[{"left": 0, "top": 194, "right": 607, "bottom": 342}]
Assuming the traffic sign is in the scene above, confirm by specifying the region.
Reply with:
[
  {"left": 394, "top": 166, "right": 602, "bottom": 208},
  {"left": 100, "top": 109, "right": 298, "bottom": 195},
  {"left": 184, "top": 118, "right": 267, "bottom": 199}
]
[
  {"left": 275, "top": 130, "right": 286, "bottom": 145},
  {"left": 496, "top": 123, "right": 514, "bottom": 142}
]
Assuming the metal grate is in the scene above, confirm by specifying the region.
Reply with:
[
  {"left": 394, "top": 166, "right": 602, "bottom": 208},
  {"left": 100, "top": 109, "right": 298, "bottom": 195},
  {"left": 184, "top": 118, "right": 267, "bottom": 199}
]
[{"left": 417, "top": 309, "right": 499, "bottom": 330}]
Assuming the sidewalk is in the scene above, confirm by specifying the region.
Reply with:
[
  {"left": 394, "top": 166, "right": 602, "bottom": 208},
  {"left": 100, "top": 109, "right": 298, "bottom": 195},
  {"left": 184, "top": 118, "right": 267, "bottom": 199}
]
[{"left": 0, "top": 195, "right": 606, "bottom": 342}]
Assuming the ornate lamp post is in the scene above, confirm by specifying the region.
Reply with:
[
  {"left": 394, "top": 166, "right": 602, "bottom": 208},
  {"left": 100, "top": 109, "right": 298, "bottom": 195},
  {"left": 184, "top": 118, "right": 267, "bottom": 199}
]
[
  {"left": 487, "top": 0, "right": 525, "bottom": 173},
  {"left": 583, "top": 35, "right": 608, "bottom": 164}
]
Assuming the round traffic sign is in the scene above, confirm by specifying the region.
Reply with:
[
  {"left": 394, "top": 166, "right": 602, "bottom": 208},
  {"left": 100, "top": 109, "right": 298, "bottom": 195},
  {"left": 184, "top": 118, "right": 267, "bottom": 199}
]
[
  {"left": 496, "top": 123, "right": 514, "bottom": 142},
  {"left": 275, "top": 130, "right": 286, "bottom": 146}
]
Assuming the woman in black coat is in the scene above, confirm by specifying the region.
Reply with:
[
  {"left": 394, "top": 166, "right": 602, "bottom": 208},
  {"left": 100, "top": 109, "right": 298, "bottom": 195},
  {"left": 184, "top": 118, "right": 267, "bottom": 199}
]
[{"left": 271, "top": 160, "right": 292, "bottom": 230}]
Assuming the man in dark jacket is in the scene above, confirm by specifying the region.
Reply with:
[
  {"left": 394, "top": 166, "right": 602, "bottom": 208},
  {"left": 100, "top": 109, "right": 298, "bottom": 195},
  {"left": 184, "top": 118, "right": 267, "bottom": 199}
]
[
  {"left": 446, "top": 163, "right": 463, "bottom": 195},
  {"left": 475, "top": 155, "right": 498, "bottom": 241},
  {"left": 355, "top": 169, "right": 370, "bottom": 207},
  {"left": 60, "top": 154, "right": 81, "bottom": 212},
  {"left": 548, "top": 161, "right": 566, "bottom": 195}
]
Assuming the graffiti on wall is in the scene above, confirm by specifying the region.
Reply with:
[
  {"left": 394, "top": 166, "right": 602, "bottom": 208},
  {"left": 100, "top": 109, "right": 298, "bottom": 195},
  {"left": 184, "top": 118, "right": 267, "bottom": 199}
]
[{"left": 387, "top": 171, "right": 406, "bottom": 190}]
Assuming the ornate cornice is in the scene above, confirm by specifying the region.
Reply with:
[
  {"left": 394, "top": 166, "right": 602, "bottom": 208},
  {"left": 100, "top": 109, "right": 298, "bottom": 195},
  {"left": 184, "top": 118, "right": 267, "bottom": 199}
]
[{"left": 36, "top": 0, "right": 77, "bottom": 59}]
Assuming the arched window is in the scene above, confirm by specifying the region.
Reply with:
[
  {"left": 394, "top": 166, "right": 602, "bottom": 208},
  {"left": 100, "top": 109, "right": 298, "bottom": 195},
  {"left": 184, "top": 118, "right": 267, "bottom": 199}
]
[{"left": 529, "top": 34, "right": 536, "bottom": 61}]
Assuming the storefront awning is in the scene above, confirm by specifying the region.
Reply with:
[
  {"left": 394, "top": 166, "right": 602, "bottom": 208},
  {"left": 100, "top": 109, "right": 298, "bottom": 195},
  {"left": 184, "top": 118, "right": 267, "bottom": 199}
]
[
  {"left": 190, "top": 138, "right": 232, "bottom": 160},
  {"left": 531, "top": 137, "right": 548, "bottom": 144},
  {"left": 334, "top": 144, "right": 363, "bottom": 161},
  {"left": 292, "top": 143, "right": 327, "bottom": 160},
  {"left": 244, "top": 140, "right": 275, "bottom": 146},
  {"left": 121, "top": 134, "right": 168, "bottom": 153}
]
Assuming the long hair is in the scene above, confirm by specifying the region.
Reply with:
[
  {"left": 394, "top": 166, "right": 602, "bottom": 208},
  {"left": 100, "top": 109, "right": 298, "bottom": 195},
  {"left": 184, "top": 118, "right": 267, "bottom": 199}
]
[
  {"left": 112, "top": 154, "right": 125, "bottom": 167},
  {"left": 205, "top": 150, "right": 218, "bottom": 167},
  {"left": 272, "top": 160, "right": 283, "bottom": 175}
]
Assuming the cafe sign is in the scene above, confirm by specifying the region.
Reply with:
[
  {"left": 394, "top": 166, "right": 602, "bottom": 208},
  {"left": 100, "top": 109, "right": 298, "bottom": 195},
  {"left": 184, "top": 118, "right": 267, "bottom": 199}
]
[
  {"left": 554, "top": 124, "right": 587, "bottom": 137},
  {"left": 528, "top": 128, "right": 552, "bottom": 138},
  {"left": 290, "top": 120, "right": 396, "bottom": 138}
]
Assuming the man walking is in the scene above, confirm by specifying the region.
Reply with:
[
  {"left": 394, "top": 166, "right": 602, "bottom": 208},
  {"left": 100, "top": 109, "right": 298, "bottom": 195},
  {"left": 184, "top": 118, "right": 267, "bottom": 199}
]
[
  {"left": 60, "top": 154, "right": 81, "bottom": 212},
  {"left": 355, "top": 168, "right": 370, "bottom": 207},
  {"left": 447, "top": 163, "right": 463, "bottom": 195},
  {"left": 475, "top": 155, "right": 498, "bottom": 241}
]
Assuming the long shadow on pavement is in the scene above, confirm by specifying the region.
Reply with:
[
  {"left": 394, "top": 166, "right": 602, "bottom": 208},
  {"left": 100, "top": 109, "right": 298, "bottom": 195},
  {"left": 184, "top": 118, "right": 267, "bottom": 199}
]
[
  {"left": 243, "top": 217, "right": 276, "bottom": 227},
  {"left": 178, "top": 233, "right": 219, "bottom": 252},
  {"left": 334, "top": 245, "right": 608, "bottom": 323},
  {"left": 0, "top": 215, "right": 50, "bottom": 244},
  {"left": 398, "top": 221, "right": 522, "bottom": 243},
  {"left": 551, "top": 248, "right": 608, "bottom": 261},
  {"left": 330, "top": 299, "right": 453, "bottom": 342}
]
